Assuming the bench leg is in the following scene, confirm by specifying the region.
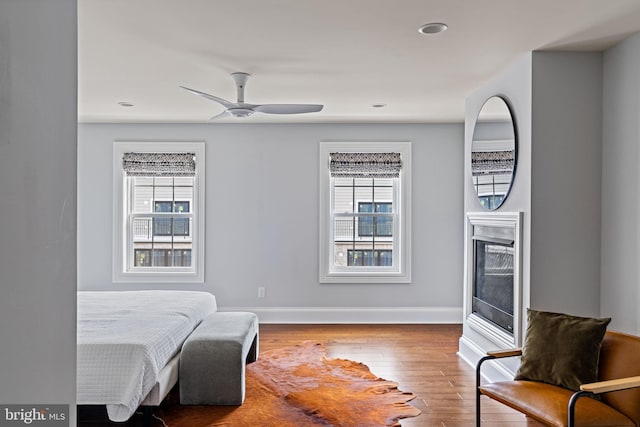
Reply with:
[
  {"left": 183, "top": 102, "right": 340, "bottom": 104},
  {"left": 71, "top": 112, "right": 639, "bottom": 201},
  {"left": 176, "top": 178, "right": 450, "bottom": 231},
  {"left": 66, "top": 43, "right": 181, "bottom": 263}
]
[
  {"left": 142, "top": 406, "right": 153, "bottom": 427},
  {"left": 246, "top": 333, "right": 258, "bottom": 364}
]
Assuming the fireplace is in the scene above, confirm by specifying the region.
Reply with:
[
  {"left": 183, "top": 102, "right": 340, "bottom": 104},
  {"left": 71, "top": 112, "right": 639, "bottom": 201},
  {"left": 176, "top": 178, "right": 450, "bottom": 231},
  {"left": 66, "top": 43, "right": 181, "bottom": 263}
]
[
  {"left": 472, "top": 225, "right": 514, "bottom": 334},
  {"left": 463, "top": 212, "right": 522, "bottom": 350}
]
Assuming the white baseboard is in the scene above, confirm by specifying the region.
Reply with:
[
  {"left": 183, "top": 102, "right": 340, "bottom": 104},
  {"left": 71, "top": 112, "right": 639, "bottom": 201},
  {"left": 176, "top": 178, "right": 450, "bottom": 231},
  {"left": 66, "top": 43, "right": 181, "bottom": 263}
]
[{"left": 218, "top": 306, "right": 463, "bottom": 324}]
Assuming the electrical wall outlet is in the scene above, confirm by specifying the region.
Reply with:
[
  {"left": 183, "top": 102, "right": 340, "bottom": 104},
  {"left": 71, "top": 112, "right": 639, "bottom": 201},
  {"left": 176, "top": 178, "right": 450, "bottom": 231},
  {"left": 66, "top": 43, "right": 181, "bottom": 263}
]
[{"left": 258, "top": 287, "right": 266, "bottom": 298}]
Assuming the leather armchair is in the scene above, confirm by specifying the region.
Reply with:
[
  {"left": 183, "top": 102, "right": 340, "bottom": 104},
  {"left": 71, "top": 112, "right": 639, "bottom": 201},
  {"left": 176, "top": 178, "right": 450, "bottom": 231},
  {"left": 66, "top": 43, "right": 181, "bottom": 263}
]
[{"left": 476, "top": 331, "right": 640, "bottom": 427}]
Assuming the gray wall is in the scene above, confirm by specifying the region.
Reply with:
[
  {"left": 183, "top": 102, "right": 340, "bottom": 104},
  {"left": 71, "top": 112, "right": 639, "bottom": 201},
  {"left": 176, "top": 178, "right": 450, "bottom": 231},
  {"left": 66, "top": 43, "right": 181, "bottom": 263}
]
[
  {"left": 530, "top": 52, "right": 603, "bottom": 314},
  {"left": 601, "top": 32, "right": 640, "bottom": 333},
  {"left": 0, "top": 0, "right": 77, "bottom": 422},
  {"left": 78, "top": 123, "right": 465, "bottom": 321}
]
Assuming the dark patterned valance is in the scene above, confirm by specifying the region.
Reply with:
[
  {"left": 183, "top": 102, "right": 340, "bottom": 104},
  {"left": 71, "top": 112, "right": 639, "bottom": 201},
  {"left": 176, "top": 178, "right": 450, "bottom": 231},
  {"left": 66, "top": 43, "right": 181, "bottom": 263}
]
[
  {"left": 471, "top": 151, "right": 515, "bottom": 176},
  {"left": 329, "top": 152, "right": 402, "bottom": 178},
  {"left": 122, "top": 152, "right": 196, "bottom": 176}
]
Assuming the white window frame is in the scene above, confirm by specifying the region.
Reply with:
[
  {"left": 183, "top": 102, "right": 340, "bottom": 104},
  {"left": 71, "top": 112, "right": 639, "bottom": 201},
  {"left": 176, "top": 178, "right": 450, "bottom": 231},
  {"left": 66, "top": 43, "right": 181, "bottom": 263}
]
[
  {"left": 112, "top": 141, "right": 205, "bottom": 283},
  {"left": 319, "top": 141, "right": 411, "bottom": 283}
]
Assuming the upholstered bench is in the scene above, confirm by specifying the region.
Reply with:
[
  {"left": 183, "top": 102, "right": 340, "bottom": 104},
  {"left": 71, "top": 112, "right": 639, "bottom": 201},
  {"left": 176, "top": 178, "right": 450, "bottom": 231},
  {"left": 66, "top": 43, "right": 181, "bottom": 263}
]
[{"left": 179, "top": 311, "right": 259, "bottom": 405}]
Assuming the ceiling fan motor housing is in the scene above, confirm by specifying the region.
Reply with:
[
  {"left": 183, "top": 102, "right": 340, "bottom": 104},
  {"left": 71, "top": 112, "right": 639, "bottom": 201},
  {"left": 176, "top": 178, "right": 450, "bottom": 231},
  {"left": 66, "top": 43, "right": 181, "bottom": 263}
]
[
  {"left": 231, "top": 72, "right": 250, "bottom": 103},
  {"left": 228, "top": 107, "right": 253, "bottom": 118}
]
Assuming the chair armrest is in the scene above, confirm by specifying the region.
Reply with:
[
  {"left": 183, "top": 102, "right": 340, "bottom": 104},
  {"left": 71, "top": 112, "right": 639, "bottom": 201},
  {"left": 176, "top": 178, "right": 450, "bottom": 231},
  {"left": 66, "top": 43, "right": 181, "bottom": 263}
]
[
  {"left": 477, "top": 348, "right": 522, "bottom": 380},
  {"left": 569, "top": 376, "right": 640, "bottom": 426},
  {"left": 580, "top": 376, "right": 640, "bottom": 394},
  {"left": 486, "top": 348, "right": 522, "bottom": 358}
]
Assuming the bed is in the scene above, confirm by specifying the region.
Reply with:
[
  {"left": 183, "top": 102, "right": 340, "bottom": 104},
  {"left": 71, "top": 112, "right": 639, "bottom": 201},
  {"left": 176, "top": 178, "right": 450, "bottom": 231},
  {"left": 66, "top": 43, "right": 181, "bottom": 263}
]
[{"left": 77, "top": 290, "right": 217, "bottom": 422}]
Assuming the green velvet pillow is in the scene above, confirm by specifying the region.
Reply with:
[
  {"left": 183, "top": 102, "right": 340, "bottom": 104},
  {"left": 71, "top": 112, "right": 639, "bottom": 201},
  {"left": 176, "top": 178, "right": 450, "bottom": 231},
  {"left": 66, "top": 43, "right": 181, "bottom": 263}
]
[{"left": 514, "top": 309, "right": 611, "bottom": 391}]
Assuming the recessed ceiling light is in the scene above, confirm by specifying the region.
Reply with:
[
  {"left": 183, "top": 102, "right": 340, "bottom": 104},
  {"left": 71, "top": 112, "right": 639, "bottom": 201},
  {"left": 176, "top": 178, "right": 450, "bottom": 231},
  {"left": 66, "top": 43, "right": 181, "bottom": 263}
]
[
  {"left": 418, "top": 22, "right": 448, "bottom": 35},
  {"left": 118, "top": 101, "right": 134, "bottom": 107},
  {"left": 372, "top": 103, "right": 387, "bottom": 108}
]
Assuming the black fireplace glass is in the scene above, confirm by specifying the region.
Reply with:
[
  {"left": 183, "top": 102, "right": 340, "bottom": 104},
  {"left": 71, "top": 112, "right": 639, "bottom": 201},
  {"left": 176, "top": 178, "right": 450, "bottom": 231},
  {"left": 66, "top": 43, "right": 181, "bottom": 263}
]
[{"left": 472, "top": 240, "right": 514, "bottom": 333}]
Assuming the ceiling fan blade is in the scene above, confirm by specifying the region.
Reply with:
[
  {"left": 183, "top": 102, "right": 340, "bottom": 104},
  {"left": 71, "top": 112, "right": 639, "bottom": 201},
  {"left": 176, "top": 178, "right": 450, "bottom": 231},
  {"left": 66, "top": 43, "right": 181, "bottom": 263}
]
[
  {"left": 180, "top": 86, "right": 236, "bottom": 109},
  {"left": 253, "top": 104, "right": 324, "bottom": 114},
  {"left": 209, "top": 110, "right": 231, "bottom": 121}
]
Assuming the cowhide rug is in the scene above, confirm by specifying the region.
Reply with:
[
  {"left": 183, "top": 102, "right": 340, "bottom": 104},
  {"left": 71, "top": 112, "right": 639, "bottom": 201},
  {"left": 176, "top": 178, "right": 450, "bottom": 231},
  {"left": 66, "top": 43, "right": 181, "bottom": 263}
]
[{"left": 156, "top": 341, "right": 421, "bottom": 426}]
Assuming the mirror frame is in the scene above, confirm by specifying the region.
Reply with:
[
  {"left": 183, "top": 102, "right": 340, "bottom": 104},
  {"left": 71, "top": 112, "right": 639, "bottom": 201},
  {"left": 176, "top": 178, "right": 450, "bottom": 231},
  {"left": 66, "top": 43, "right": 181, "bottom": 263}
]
[{"left": 471, "top": 95, "right": 518, "bottom": 210}]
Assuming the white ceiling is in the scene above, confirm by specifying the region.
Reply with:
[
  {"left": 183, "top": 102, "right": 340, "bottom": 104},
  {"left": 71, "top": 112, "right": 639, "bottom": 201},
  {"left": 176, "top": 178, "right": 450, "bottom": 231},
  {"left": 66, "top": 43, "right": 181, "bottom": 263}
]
[{"left": 78, "top": 0, "right": 640, "bottom": 124}]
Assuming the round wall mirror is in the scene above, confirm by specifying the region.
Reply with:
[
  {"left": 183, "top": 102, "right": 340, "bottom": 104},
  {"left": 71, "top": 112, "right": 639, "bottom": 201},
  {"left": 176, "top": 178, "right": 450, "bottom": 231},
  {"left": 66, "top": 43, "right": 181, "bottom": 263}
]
[{"left": 471, "top": 96, "right": 517, "bottom": 210}]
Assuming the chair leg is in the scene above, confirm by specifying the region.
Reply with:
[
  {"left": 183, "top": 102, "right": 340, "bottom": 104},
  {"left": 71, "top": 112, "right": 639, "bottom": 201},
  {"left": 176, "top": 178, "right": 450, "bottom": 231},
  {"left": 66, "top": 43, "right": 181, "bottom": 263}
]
[
  {"left": 476, "top": 355, "right": 495, "bottom": 427},
  {"left": 476, "top": 387, "right": 482, "bottom": 427}
]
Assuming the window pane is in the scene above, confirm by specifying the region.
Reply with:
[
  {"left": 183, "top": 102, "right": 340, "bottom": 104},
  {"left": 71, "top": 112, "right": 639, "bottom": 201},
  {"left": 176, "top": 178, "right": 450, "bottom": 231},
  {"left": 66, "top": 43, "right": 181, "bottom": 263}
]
[
  {"left": 134, "top": 249, "right": 152, "bottom": 266},
  {"left": 334, "top": 185, "right": 355, "bottom": 213},
  {"left": 134, "top": 176, "right": 153, "bottom": 185},
  {"left": 173, "top": 177, "right": 193, "bottom": 186},
  {"left": 359, "top": 203, "right": 373, "bottom": 213},
  {"left": 333, "top": 177, "right": 354, "bottom": 186},
  {"left": 377, "top": 215, "right": 393, "bottom": 237},
  {"left": 348, "top": 250, "right": 361, "bottom": 266},
  {"left": 154, "top": 187, "right": 174, "bottom": 200},
  {"left": 154, "top": 201, "right": 172, "bottom": 212},
  {"left": 353, "top": 177, "right": 373, "bottom": 186},
  {"left": 354, "top": 186, "right": 373, "bottom": 203},
  {"left": 374, "top": 187, "right": 393, "bottom": 202},
  {"left": 358, "top": 203, "right": 374, "bottom": 236},
  {"left": 378, "top": 250, "right": 393, "bottom": 266},
  {"left": 373, "top": 178, "right": 394, "bottom": 186},
  {"left": 152, "top": 249, "right": 168, "bottom": 266},
  {"left": 363, "top": 250, "right": 374, "bottom": 266},
  {"left": 347, "top": 249, "right": 393, "bottom": 266},
  {"left": 174, "top": 185, "right": 193, "bottom": 202},
  {"left": 154, "top": 177, "right": 174, "bottom": 186},
  {"left": 131, "top": 185, "right": 153, "bottom": 213},
  {"left": 133, "top": 217, "right": 152, "bottom": 240},
  {"left": 334, "top": 217, "right": 354, "bottom": 241},
  {"left": 174, "top": 201, "right": 190, "bottom": 213},
  {"left": 173, "top": 249, "right": 191, "bottom": 267},
  {"left": 153, "top": 218, "right": 172, "bottom": 235},
  {"left": 173, "top": 218, "right": 190, "bottom": 236}
]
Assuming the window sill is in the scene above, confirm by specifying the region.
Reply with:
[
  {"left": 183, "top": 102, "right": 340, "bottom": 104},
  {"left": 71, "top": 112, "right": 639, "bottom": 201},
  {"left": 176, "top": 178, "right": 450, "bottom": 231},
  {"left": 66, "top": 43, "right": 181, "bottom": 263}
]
[
  {"left": 113, "top": 270, "right": 204, "bottom": 284},
  {"left": 320, "top": 272, "right": 411, "bottom": 284}
]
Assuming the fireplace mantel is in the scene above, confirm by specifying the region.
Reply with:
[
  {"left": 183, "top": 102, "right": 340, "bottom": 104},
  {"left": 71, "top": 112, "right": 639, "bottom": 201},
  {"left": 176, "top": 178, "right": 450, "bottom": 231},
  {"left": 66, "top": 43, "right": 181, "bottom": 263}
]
[{"left": 460, "top": 211, "right": 523, "bottom": 378}]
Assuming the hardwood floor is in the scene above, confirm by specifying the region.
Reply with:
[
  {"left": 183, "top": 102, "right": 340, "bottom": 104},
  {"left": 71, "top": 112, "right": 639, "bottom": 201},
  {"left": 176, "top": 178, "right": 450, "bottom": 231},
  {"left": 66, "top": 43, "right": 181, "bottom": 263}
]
[
  {"left": 258, "top": 324, "right": 545, "bottom": 427},
  {"left": 79, "top": 324, "right": 545, "bottom": 426}
]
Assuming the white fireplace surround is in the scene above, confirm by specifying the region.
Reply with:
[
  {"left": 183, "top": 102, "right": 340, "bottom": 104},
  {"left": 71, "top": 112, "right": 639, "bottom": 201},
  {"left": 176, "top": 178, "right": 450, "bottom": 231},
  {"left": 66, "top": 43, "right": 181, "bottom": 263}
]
[{"left": 463, "top": 211, "right": 523, "bottom": 351}]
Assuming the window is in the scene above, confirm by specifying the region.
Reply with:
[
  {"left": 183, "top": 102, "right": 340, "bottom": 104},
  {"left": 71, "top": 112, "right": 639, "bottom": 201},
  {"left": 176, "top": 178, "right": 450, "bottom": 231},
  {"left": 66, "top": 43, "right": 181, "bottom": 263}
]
[
  {"left": 113, "top": 142, "right": 205, "bottom": 283},
  {"left": 319, "top": 142, "right": 411, "bottom": 283}
]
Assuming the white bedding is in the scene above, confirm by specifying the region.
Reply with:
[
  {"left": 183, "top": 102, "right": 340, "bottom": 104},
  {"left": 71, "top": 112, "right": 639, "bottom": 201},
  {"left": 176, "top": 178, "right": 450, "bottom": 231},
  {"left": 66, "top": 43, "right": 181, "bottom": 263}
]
[{"left": 77, "top": 290, "right": 217, "bottom": 422}]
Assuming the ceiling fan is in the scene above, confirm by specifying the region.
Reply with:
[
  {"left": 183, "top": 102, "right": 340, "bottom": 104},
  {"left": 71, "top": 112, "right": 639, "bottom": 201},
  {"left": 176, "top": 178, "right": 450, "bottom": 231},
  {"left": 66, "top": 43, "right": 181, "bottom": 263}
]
[{"left": 181, "top": 72, "right": 323, "bottom": 119}]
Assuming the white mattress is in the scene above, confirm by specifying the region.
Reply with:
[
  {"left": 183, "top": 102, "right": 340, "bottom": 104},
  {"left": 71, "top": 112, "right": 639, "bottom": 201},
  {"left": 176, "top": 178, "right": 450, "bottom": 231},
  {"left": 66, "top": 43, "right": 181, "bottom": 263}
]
[{"left": 77, "top": 290, "right": 217, "bottom": 422}]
